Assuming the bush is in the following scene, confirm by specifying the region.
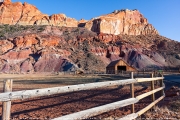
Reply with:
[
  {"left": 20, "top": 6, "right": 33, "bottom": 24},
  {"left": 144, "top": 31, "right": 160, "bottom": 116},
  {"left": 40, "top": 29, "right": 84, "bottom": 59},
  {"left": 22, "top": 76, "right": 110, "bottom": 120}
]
[{"left": 0, "top": 25, "right": 46, "bottom": 39}]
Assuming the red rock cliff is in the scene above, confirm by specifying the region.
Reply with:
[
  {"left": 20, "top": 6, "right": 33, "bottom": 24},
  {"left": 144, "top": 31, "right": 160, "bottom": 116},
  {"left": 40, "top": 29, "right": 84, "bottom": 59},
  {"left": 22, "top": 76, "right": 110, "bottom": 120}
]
[
  {"left": 0, "top": 0, "right": 78, "bottom": 26},
  {"left": 0, "top": 1, "right": 158, "bottom": 35},
  {"left": 85, "top": 9, "right": 158, "bottom": 35}
]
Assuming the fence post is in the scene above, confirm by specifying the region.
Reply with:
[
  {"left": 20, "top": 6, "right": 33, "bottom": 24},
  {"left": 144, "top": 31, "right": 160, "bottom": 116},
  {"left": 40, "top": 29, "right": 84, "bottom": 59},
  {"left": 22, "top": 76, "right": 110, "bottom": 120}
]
[
  {"left": 130, "top": 72, "right": 135, "bottom": 113},
  {"left": 2, "top": 79, "right": 13, "bottom": 120},
  {"left": 154, "top": 71, "right": 156, "bottom": 85},
  {"left": 151, "top": 73, "right": 155, "bottom": 108},
  {"left": 160, "top": 74, "right": 164, "bottom": 96},
  {"left": 143, "top": 69, "right": 145, "bottom": 77}
]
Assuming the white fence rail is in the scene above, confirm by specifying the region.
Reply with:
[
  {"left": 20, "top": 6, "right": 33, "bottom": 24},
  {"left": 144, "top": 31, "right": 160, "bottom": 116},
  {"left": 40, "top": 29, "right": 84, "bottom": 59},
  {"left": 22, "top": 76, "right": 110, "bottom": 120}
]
[
  {"left": 0, "top": 73, "right": 164, "bottom": 120},
  {"left": 0, "top": 79, "right": 135, "bottom": 102},
  {"left": 54, "top": 98, "right": 138, "bottom": 120}
]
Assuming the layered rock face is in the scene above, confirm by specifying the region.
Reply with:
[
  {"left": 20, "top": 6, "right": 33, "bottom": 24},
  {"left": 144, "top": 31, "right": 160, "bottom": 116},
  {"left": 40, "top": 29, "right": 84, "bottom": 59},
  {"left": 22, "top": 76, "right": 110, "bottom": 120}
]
[
  {"left": 0, "top": 25, "right": 180, "bottom": 73},
  {"left": 0, "top": 0, "right": 158, "bottom": 36},
  {"left": 0, "top": 0, "right": 78, "bottom": 27},
  {"left": 85, "top": 9, "right": 158, "bottom": 35},
  {"left": 0, "top": 29, "right": 78, "bottom": 73}
]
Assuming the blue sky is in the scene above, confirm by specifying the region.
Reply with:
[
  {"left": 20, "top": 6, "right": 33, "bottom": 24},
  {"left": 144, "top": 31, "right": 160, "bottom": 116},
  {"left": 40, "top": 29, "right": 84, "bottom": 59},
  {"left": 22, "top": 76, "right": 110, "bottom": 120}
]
[{"left": 12, "top": 0, "right": 180, "bottom": 41}]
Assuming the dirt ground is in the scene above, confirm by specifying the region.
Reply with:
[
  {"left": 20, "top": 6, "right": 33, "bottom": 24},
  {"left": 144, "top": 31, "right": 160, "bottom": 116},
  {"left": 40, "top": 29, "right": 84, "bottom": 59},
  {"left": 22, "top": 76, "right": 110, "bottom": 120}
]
[{"left": 0, "top": 74, "right": 175, "bottom": 119}]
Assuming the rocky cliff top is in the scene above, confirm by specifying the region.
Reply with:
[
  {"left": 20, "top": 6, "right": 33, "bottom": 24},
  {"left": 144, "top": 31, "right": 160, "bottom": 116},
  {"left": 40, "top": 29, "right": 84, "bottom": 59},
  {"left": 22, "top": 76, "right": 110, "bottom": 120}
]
[
  {"left": 2, "top": 0, "right": 12, "bottom": 5},
  {"left": 85, "top": 9, "right": 158, "bottom": 35},
  {"left": 0, "top": 0, "right": 78, "bottom": 27},
  {"left": 0, "top": 0, "right": 158, "bottom": 36}
]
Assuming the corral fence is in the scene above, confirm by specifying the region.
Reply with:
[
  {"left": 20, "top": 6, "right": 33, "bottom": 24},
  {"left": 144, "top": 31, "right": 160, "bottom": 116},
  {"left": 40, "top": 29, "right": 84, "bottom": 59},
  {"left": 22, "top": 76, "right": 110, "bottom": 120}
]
[
  {"left": 38, "top": 69, "right": 178, "bottom": 77},
  {"left": 0, "top": 72, "right": 165, "bottom": 120},
  {"left": 58, "top": 70, "right": 162, "bottom": 78}
]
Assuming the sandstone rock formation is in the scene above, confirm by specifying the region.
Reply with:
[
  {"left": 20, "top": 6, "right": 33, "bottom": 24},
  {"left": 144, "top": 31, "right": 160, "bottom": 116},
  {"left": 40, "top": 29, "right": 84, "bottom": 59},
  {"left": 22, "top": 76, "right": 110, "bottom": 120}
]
[
  {"left": 85, "top": 9, "right": 158, "bottom": 35},
  {"left": 0, "top": 40, "right": 14, "bottom": 54},
  {"left": 0, "top": 0, "right": 78, "bottom": 27},
  {"left": 0, "top": 0, "right": 158, "bottom": 36}
]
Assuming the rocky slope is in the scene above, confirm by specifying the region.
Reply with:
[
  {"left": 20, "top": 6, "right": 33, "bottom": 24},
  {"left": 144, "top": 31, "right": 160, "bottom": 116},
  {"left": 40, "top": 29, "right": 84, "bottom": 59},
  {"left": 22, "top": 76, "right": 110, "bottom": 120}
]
[
  {"left": 0, "top": 25, "right": 179, "bottom": 73},
  {"left": 0, "top": 0, "right": 179, "bottom": 73}
]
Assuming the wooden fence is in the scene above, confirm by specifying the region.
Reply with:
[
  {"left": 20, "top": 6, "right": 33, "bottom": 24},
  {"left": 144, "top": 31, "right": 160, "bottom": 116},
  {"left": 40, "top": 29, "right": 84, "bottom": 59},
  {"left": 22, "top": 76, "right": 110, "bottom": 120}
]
[{"left": 0, "top": 72, "right": 165, "bottom": 120}]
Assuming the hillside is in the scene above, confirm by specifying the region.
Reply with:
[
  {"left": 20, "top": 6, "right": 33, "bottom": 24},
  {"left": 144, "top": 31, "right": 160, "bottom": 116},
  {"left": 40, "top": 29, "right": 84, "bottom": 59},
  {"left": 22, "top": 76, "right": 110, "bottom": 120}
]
[
  {"left": 0, "top": 0, "right": 180, "bottom": 73},
  {"left": 0, "top": 25, "right": 180, "bottom": 73}
]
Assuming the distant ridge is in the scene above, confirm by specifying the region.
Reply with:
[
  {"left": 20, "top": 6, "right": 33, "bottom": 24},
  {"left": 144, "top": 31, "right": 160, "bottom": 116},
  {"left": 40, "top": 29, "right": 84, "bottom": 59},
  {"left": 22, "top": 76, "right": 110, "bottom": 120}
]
[{"left": 0, "top": 0, "right": 158, "bottom": 36}]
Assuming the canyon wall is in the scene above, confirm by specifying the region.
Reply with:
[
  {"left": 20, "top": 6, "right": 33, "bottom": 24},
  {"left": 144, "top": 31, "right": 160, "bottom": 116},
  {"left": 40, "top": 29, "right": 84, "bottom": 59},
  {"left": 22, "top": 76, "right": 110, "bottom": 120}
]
[{"left": 0, "top": 0, "right": 158, "bottom": 36}]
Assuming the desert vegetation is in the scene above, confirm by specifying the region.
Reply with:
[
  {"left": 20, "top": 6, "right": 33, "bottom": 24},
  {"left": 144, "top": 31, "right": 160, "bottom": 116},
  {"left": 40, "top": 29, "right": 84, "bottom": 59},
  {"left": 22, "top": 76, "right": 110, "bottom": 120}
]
[{"left": 0, "top": 25, "right": 46, "bottom": 39}]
